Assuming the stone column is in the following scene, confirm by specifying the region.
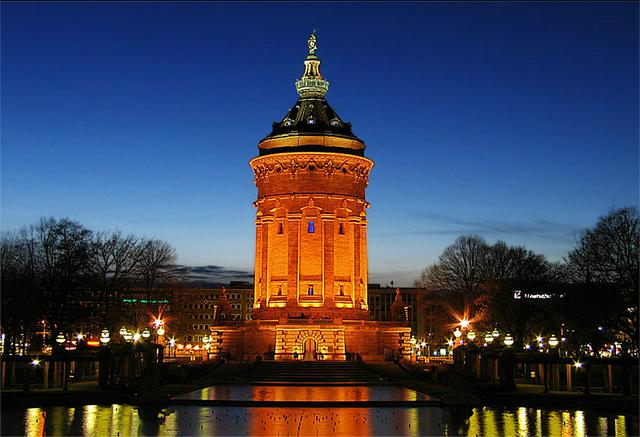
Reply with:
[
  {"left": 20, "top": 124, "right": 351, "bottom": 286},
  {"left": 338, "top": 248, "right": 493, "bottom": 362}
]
[
  {"left": 351, "top": 217, "right": 361, "bottom": 305},
  {"left": 260, "top": 218, "right": 271, "bottom": 304},
  {"left": 322, "top": 214, "right": 335, "bottom": 308},
  {"left": 359, "top": 219, "right": 369, "bottom": 308},
  {"left": 287, "top": 213, "right": 301, "bottom": 307}
]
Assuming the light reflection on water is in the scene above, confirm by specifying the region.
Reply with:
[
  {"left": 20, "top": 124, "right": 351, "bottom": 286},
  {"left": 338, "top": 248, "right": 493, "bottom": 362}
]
[
  {"left": 179, "top": 385, "right": 433, "bottom": 402},
  {"left": 2, "top": 404, "right": 638, "bottom": 437}
]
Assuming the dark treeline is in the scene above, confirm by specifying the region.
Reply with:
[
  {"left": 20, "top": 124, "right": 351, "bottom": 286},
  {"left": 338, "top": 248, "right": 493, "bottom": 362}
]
[
  {"left": 1, "top": 217, "right": 182, "bottom": 355},
  {"left": 415, "top": 207, "right": 639, "bottom": 354}
]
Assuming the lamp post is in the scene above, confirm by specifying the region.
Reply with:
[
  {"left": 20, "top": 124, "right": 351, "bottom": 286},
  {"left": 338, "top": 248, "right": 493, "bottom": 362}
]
[
  {"left": 504, "top": 334, "right": 514, "bottom": 347},
  {"left": 141, "top": 328, "right": 151, "bottom": 341},
  {"left": 99, "top": 329, "right": 110, "bottom": 345},
  {"left": 56, "top": 333, "right": 65, "bottom": 347},
  {"left": 549, "top": 335, "right": 559, "bottom": 348},
  {"left": 467, "top": 331, "right": 476, "bottom": 342},
  {"left": 169, "top": 338, "right": 176, "bottom": 358},
  {"left": 484, "top": 333, "right": 494, "bottom": 346},
  {"left": 410, "top": 336, "right": 417, "bottom": 363}
]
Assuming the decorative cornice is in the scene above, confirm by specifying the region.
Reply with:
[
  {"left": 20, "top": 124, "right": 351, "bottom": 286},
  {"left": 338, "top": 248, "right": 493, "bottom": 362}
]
[{"left": 250, "top": 152, "right": 373, "bottom": 185}]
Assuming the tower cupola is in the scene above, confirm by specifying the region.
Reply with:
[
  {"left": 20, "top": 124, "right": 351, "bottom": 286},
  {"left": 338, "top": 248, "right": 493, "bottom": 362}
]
[
  {"left": 258, "top": 32, "right": 365, "bottom": 156},
  {"left": 295, "top": 32, "right": 329, "bottom": 98}
]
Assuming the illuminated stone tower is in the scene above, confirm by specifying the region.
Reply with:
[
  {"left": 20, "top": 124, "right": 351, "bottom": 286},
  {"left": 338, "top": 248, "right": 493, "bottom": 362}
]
[
  {"left": 214, "top": 34, "right": 412, "bottom": 361},
  {"left": 250, "top": 33, "right": 372, "bottom": 319}
]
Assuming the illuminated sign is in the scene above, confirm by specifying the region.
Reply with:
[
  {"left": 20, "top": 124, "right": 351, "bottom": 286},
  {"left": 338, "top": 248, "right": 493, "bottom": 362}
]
[
  {"left": 513, "top": 290, "right": 563, "bottom": 299},
  {"left": 122, "top": 298, "right": 169, "bottom": 304}
]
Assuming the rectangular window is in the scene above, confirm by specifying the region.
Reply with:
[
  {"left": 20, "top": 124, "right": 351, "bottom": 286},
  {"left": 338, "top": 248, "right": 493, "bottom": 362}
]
[
  {"left": 308, "top": 284, "right": 314, "bottom": 295},
  {"left": 308, "top": 221, "right": 315, "bottom": 233},
  {"left": 339, "top": 223, "right": 345, "bottom": 235},
  {"left": 278, "top": 222, "right": 284, "bottom": 234}
]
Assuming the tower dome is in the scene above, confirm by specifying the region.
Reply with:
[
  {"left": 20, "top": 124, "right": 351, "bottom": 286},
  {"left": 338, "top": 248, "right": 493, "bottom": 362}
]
[{"left": 259, "top": 32, "right": 365, "bottom": 157}]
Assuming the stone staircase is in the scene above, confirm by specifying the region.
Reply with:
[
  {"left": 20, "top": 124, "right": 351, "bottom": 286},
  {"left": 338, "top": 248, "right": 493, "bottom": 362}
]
[{"left": 238, "top": 360, "right": 385, "bottom": 383}]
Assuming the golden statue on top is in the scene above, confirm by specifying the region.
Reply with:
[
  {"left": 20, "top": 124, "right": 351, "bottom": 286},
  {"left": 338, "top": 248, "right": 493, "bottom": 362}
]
[{"left": 308, "top": 31, "right": 317, "bottom": 55}]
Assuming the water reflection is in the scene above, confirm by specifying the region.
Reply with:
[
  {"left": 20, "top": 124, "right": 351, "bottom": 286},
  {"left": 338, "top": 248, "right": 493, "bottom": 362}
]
[
  {"left": 178, "top": 385, "right": 433, "bottom": 402},
  {"left": 2, "top": 404, "right": 638, "bottom": 436},
  {"left": 463, "top": 407, "right": 639, "bottom": 437}
]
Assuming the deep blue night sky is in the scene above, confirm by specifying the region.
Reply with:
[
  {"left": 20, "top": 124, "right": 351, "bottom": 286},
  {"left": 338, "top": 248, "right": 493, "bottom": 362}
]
[{"left": 2, "top": 3, "right": 638, "bottom": 285}]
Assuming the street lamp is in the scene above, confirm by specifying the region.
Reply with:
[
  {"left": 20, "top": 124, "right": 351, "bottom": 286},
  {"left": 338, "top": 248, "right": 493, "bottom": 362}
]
[
  {"left": 157, "top": 325, "right": 165, "bottom": 336},
  {"left": 484, "top": 333, "right": 494, "bottom": 344},
  {"left": 504, "top": 334, "right": 514, "bottom": 347},
  {"left": 549, "top": 335, "right": 559, "bottom": 348},
  {"left": 460, "top": 319, "right": 470, "bottom": 329},
  {"left": 141, "top": 328, "right": 151, "bottom": 340},
  {"left": 119, "top": 326, "right": 128, "bottom": 337},
  {"left": 56, "top": 333, "right": 65, "bottom": 345},
  {"left": 492, "top": 329, "right": 500, "bottom": 338},
  {"left": 123, "top": 330, "right": 133, "bottom": 342},
  {"left": 467, "top": 331, "right": 476, "bottom": 342},
  {"left": 99, "top": 329, "right": 110, "bottom": 345},
  {"left": 453, "top": 328, "right": 462, "bottom": 339}
]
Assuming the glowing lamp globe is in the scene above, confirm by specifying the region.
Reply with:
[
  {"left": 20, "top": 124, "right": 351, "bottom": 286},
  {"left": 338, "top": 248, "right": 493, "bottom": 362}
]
[
  {"left": 123, "top": 330, "right": 133, "bottom": 342},
  {"left": 99, "top": 329, "right": 110, "bottom": 344},
  {"left": 492, "top": 329, "right": 500, "bottom": 338},
  {"left": 141, "top": 328, "right": 151, "bottom": 339},
  {"left": 549, "top": 335, "right": 559, "bottom": 347},
  {"left": 56, "top": 333, "right": 65, "bottom": 344},
  {"left": 453, "top": 328, "right": 462, "bottom": 338},
  {"left": 503, "top": 335, "right": 514, "bottom": 347},
  {"left": 157, "top": 326, "right": 165, "bottom": 336},
  {"left": 119, "top": 326, "right": 128, "bottom": 337},
  {"left": 467, "top": 331, "right": 476, "bottom": 341},
  {"left": 485, "top": 333, "right": 494, "bottom": 344}
]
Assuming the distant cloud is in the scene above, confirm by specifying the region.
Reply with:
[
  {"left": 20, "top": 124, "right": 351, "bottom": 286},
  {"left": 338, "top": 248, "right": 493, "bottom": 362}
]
[
  {"left": 178, "top": 265, "right": 253, "bottom": 287},
  {"left": 376, "top": 212, "right": 580, "bottom": 243}
]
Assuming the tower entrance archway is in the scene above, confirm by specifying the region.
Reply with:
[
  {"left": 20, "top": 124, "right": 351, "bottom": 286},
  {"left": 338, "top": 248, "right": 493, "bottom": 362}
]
[{"left": 303, "top": 338, "right": 317, "bottom": 360}]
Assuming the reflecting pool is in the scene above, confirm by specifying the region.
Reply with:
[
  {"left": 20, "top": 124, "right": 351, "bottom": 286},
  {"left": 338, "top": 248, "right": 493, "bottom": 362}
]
[
  {"left": 2, "top": 404, "right": 638, "bottom": 436},
  {"left": 177, "top": 385, "right": 434, "bottom": 402}
]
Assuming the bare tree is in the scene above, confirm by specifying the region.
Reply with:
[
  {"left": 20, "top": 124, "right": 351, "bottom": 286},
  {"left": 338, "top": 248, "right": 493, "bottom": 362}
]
[
  {"left": 86, "top": 231, "right": 141, "bottom": 329},
  {"left": 127, "top": 239, "right": 182, "bottom": 328},
  {"left": 136, "top": 239, "right": 181, "bottom": 295},
  {"left": 417, "top": 235, "right": 489, "bottom": 308},
  {"left": 566, "top": 207, "right": 639, "bottom": 348},
  {"left": 1, "top": 230, "right": 39, "bottom": 355}
]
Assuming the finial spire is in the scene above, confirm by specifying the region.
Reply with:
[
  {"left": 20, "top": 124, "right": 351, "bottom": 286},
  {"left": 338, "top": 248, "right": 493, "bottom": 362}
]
[
  {"left": 308, "top": 30, "right": 317, "bottom": 55},
  {"left": 296, "top": 31, "right": 329, "bottom": 98}
]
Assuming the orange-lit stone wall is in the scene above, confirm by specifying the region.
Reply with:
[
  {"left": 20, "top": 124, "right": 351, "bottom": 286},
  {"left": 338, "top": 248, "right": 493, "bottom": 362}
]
[{"left": 250, "top": 150, "right": 373, "bottom": 317}]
